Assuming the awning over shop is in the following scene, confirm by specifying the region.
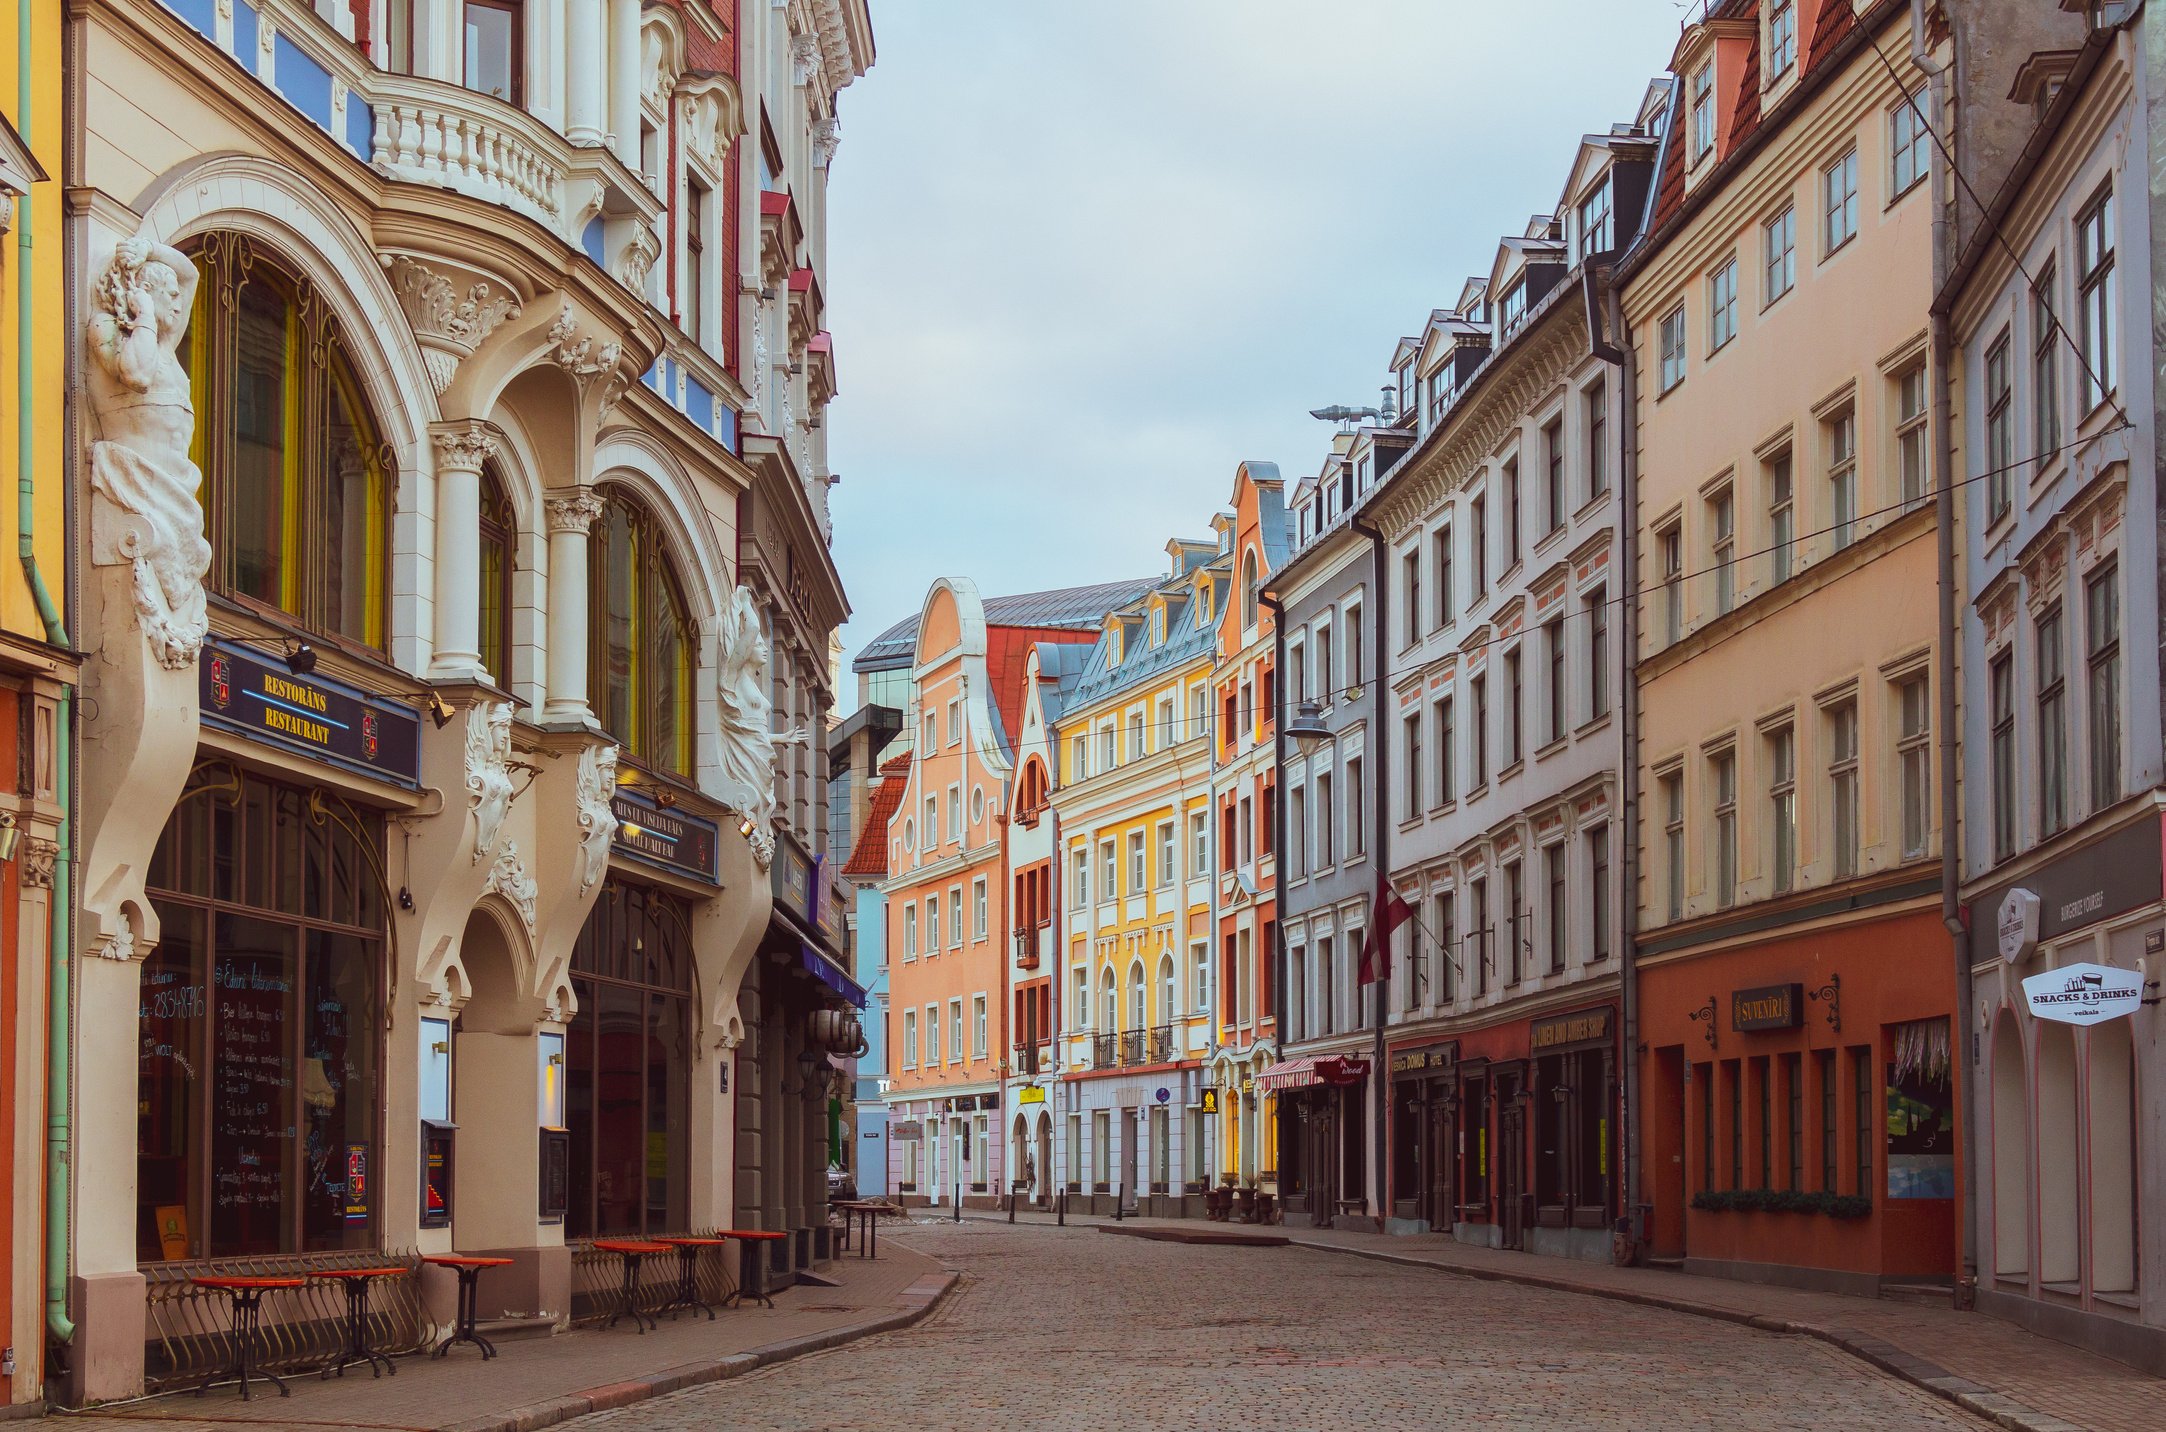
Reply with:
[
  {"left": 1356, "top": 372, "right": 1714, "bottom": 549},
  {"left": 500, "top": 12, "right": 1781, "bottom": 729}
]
[
  {"left": 799, "top": 942, "right": 868, "bottom": 1008},
  {"left": 1254, "top": 1055, "right": 1371, "bottom": 1092}
]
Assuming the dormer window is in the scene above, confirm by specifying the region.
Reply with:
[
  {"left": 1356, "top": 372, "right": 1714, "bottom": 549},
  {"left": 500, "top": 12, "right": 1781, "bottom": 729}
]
[
  {"left": 1152, "top": 606, "right": 1165, "bottom": 645},
  {"left": 1767, "top": 0, "right": 1796, "bottom": 80},
  {"left": 1500, "top": 279, "right": 1527, "bottom": 333},
  {"left": 1577, "top": 180, "right": 1612, "bottom": 261},
  {"left": 1690, "top": 62, "right": 1715, "bottom": 160},
  {"left": 1399, "top": 365, "right": 1414, "bottom": 417}
]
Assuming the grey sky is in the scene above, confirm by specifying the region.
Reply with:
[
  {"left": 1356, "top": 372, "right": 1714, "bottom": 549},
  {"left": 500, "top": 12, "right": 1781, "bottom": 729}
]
[{"left": 825, "top": 0, "right": 1681, "bottom": 688}]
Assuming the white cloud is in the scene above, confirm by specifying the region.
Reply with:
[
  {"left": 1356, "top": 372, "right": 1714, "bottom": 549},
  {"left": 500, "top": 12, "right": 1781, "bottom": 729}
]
[{"left": 827, "top": 0, "right": 1677, "bottom": 677}]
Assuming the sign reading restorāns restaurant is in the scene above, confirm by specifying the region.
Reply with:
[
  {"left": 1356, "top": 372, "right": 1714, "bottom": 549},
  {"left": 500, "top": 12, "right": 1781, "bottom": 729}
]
[{"left": 200, "top": 638, "right": 421, "bottom": 787}]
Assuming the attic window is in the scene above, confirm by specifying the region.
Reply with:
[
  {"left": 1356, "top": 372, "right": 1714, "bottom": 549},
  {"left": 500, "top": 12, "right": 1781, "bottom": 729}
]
[
  {"left": 1500, "top": 279, "right": 1527, "bottom": 333},
  {"left": 1767, "top": 0, "right": 1796, "bottom": 80},
  {"left": 1152, "top": 606, "right": 1165, "bottom": 644},
  {"left": 1578, "top": 180, "right": 1612, "bottom": 260},
  {"left": 1690, "top": 62, "right": 1715, "bottom": 160},
  {"left": 1198, "top": 586, "right": 1213, "bottom": 626}
]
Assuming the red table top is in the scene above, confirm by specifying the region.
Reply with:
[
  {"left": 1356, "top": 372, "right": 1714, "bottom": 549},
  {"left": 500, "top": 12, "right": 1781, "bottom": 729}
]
[
  {"left": 655, "top": 1236, "right": 730, "bottom": 1247},
  {"left": 716, "top": 1229, "right": 788, "bottom": 1241},
  {"left": 420, "top": 1255, "right": 515, "bottom": 1269},
  {"left": 308, "top": 1267, "right": 408, "bottom": 1280},
  {"left": 591, "top": 1240, "right": 671, "bottom": 1254},
  {"left": 191, "top": 1276, "right": 308, "bottom": 1291}
]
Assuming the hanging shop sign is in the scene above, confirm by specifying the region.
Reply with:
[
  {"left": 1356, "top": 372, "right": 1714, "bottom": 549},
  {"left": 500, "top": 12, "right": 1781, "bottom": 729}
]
[
  {"left": 1530, "top": 1008, "right": 1612, "bottom": 1051},
  {"left": 2021, "top": 962, "right": 2143, "bottom": 1026},
  {"left": 1017, "top": 1086, "right": 1046, "bottom": 1105},
  {"left": 200, "top": 638, "right": 420, "bottom": 787},
  {"left": 1731, "top": 983, "right": 1803, "bottom": 1032},
  {"left": 1997, "top": 889, "right": 2041, "bottom": 964},
  {"left": 611, "top": 787, "right": 720, "bottom": 884},
  {"left": 1390, "top": 1042, "right": 1457, "bottom": 1076},
  {"left": 770, "top": 832, "right": 815, "bottom": 918}
]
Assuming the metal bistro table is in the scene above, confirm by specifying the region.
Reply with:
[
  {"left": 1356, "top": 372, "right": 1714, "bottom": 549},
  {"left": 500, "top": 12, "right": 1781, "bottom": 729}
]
[
  {"left": 190, "top": 1275, "right": 308, "bottom": 1400},
  {"left": 653, "top": 1236, "right": 727, "bottom": 1321},
  {"left": 833, "top": 1200, "right": 902, "bottom": 1259}
]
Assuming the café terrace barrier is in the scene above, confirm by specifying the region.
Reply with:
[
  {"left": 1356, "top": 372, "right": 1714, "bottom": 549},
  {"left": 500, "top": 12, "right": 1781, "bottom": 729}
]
[
  {"left": 569, "top": 1234, "right": 736, "bottom": 1324},
  {"left": 143, "top": 1248, "right": 431, "bottom": 1392}
]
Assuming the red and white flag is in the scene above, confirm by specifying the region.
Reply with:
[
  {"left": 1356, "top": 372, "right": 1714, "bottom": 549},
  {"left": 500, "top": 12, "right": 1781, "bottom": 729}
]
[{"left": 1359, "top": 876, "right": 1414, "bottom": 986}]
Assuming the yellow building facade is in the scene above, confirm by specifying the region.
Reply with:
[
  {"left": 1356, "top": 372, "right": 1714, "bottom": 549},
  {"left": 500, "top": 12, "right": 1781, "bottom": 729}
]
[{"left": 1052, "top": 541, "right": 1222, "bottom": 1213}]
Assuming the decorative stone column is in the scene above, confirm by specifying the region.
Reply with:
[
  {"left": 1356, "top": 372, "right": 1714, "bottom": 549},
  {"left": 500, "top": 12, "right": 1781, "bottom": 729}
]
[
  {"left": 565, "top": 0, "right": 606, "bottom": 147},
  {"left": 427, "top": 422, "right": 500, "bottom": 682},
  {"left": 541, "top": 489, "right": 603, "bottom": 725},
  {"left": 607, "top": 0, "right": 642, "bottom": 169}
]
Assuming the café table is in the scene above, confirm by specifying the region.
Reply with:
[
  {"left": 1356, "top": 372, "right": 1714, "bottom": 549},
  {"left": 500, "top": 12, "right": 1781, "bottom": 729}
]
[
  {"left": 190, "top": 1274, "right": 307, "bottom": 1400},
  {"left": 421, "top": 1254, "right": 514, "bottom": 1360},
  {"left": 309, "top": 1266, "right": 407, "bottom": 1379},
  {"left": 591, "top": 1240, "right": 672, "bottom": 1332},
  {"left": 653, "top": 1236, "right": 727, "bottom": 1321}
]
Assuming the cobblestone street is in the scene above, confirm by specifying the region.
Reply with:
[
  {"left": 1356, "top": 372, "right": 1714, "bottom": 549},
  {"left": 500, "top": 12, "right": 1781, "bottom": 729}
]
[{"left": 569, "top": 1220, "right": 1988, "bottom": 1431}]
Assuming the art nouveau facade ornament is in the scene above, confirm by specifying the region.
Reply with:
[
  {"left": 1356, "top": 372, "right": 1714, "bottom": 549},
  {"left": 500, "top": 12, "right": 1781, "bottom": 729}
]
[
  {"left": 84, "top": 238, "right": 212, "bottom": 670},
  {"left": 383, "top": 253, "right": 521, "bottom": 394},
  {"left": 714, "top": 586, "right": 804, "bottom": 869},
  {"left": 488, "top": 842, "right": 540, "bottom": 931},
  {"left": 465, "top": 700, "right": 516, "bottom": 862},
  {"left": 575, "top": 741, "right": 621, "bottom": 892}
]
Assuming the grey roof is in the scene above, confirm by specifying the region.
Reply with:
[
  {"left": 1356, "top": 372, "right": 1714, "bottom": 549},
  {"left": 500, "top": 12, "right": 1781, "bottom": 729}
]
[
  {"left": 1030, "top": 641, "right": 1099, "bottom": 727},
  {"left": 852, "top": 577, "right": 1157, "bottom": 672},
  {"left": 1065, "top": 581, "right": 1219, "bottom": 711},
  {"left": 1249, "top": 463, "right": 1291, "bottom": 574}
]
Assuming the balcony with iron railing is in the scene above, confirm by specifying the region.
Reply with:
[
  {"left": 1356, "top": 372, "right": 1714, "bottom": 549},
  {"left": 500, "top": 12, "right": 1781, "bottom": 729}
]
[
  {"left": 1012, "top": 923, "right": 1048, "bottom": 970},
  {"left": 1085, "top": 1025, "right": 1179, "bottom": 1070},
  {"left": 1011, "top": 1042, "right": 1052, "bottom": 1076}
]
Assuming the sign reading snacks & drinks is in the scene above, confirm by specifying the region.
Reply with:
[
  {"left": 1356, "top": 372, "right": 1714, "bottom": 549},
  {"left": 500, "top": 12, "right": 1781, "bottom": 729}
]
[
  {"left": 2021, "top": 962, "right": 2142, "bottom": 1026},
  {"left": 1731, "top": 983, "right": 1803, "bottom": 1032},
  {"left": 200, "top": 638, "right": 420, "bottom": 787}
]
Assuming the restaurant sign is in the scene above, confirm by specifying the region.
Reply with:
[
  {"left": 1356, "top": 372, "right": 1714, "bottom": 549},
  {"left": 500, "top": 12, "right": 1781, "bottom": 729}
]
[
  {"left": 611, "top": 787, "right": 720, "bottom": 884},
  {"left": 1390, "top": 1042, "right": 1457, "bottom": 1076},
  {"left": 1530, "top": 1008, "right": 1612, "bottom": 1051},
  {"left": 1017, "top": 1086, "right": 1046, "bottom": 1105},
  {"left": 2021, "top": 962, "right": 2143, "bottom": 1026},
  {"left": 200, "top": 638, "right": 420, "bottom": 787},
  {"left": 1731, "top": 983, "right": 1803, "bottom": 1032}
]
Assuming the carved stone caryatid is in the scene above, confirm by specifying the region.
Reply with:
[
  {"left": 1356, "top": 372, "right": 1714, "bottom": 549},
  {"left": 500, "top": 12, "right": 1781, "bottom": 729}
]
[
  {"left": 464, "top": 699, "right": 516, "bottom": 862},
  {"left": 615, "top": 223, "right": 660, "bottom": 293},
  {"left": 712, "top": 586, "right": 808, "bottom": 870},
  {"left": 85, "top": 237, "right": 213, "bottom": 669},
  {"left": 384, "top": 255, "right": 521, "bottom": 395},
  {"left": 487, "top": 840, "right": 539, "bottom": 931},
  {"left": 575, "top": 742, "right": 620, "bottom": 893}
]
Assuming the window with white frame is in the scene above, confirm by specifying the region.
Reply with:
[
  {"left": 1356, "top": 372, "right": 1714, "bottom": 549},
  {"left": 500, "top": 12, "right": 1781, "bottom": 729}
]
[
  {"left": 1711, "top": 748, "right": 1737, "bottom": 908},
  {"left": 2076, "top": 186, "right": 2116, "bottom": 410},
  {"left": 1191, "top": 940, "right": 1209, "bottom": 1015},
  {"left": 1157, "top": 820, "right": 1176, "bottom": 887},
  {"left": 1099, "top": 839, "right": 1115, "bottom": 898},
  {"left": 2031, "top": 262, "right": 2061, "bottom": 461},
  {"left": 1073, "top": 965, "right": 1089, "bottom": 1030},
  {"left": 1434, "top": 524, "right": 1455, "bottom": 629},
  {"left": 1823, "top": 148, "right": 1859, "bottom": 253},
  {"left": 1435, "top": 694, "right": 1455, "bottom": 806},
  {"left": 949, "top": 998, "right": 964, "bottom": 1062},
  {"left": 2037, "top": 606, "right": 2066, "bottom": 838},
  {"left": 925, "top": 1003, "right": 940, "bottom": 1064},
  {"left": 1709, "top": 257, "right": 1739, "bottom": 351},
  {"left": 1658, "top": 305, "right": 1687, "bottom": 393},
  {"left": 972, "top": 994, "right": 987, "bottom": 1058},
  {"left": 903, "top": 903, "right": 918, "bottom": 960},
  {"left": 1071, "top": 732, "right": 1090, "bottom": 780},
  {"left": 1897, "top": 364, "right": 1928, "bottom": 511},
  {"left": 1897, "top": 675, "right": 1930, "bottom": 860},
  {"left": 947, "top": 786, "right": 961, "bottom": 845},
  {"left": 1768, "top": 0, "right": 1796, "bottom": 78},
  {"left": 1127, "top": 830, "right": 1146, "bottom": 894},
  {"left": 1690, "top": 61, "right": 1715, "bottom": 160},
  {"left": 902, "top": 1009, "right": 917, "bottom": 1068},
  {"left": 1766, "top": 448, "right": 1794, "bottom": 585},
  {"left": 1828, "top": 699, "right": 1860, "bottom": 879},
  {"left": 925, "top": 894, "right": 940, "bottom": 952},
  {"left": 1579, "top": 178, "right": 1613, "bottom": 259},
  {"left": 972, "top": 877, "right": 988, "bottom": 940},
  {"left": 1586, "top": 586, "right": 1609, "bottom": 721},
  {"left": 1984, "top": 331, "right": 2013, "bottom": 522},
  {"left": 1072, "top": 845, "right": 1089, "bottom": 908},
  {"left": 1585, "top": 381, "right": 1608, "bottom": 501},
  {"left": 2087, "top": 561, "right": 2121, "bottom": 807},
  {"left": 1662, "top": 770, "right": 1686, "bottom": 921},
  {"left": 1189, "top": 807, "right": 1208, "bottom": 878},
  {"left": 1825, "top": 405, "right": 1857, "bottom": 550},
  {"left": 1659, "top": 524, "right": 1683, "bottom": 646},
  {"left": 948, "top": 885, "right": 963, "bottom": 946},
  {"left": 1767, "top": 723, "right": 1796, "bottom": 894},
  {"left": 1764, "top": 204, "right": 1796, "bottom": 304},
  {"left": 1890, "top": 91, "right": 1930, "bottom": 196},
  {"left": 1990, "top": 651, "right": 2017, "bottom": 860},
  {"left": 1710, "top": 485, "right": 1736, "bottom": 616}
]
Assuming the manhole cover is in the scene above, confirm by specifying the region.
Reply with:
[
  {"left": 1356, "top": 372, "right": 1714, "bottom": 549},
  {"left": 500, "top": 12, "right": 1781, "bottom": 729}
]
[{"left": 796, "top": 1304, "right": 863, "bottom": 1313}]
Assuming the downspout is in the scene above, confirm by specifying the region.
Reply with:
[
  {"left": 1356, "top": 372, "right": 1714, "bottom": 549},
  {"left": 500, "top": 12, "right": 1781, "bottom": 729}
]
[
  {"left": 1594, "top": 271, "right": 1640, "bottom": 1263},
  {"left": 1204, "top": 687, "right": 1219, "bottom": 1185},
  {"left": 25, "top": 0, "right": 78, "bottom": 1349},
  {"left": 1912, "top": 0, "right": 1971, "bottom": 1306},
  {"left": 1259, "top": 588, "right": 1287, "bottom": 1202},
  {"left": 1352, "top": 515, "right": 1388, "bottom": 1230}
]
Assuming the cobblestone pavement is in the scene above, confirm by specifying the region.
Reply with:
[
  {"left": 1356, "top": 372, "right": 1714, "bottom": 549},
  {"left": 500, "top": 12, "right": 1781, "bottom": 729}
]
[{"left": 568, "top": 1219, "right": 1990, "bottom": 1432}]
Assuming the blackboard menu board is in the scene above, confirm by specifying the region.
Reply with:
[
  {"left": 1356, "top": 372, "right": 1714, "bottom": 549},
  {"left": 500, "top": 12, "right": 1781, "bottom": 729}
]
[{"left": 210, "top": 923, "right": 295, "bottom": 1256}]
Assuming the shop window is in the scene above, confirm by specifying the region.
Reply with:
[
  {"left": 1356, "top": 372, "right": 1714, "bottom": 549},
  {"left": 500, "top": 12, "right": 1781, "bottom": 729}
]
[
  {"left": 478, "top": 462, "right": 516, "bottom": 687},
  {"left": 1698, "top": 1063, "right": 1715, "bottom": 1192},
  {"left": 590, "top": 488, "right": 695, "bottom": 777},
  {"left": 1851, "top": 1045, "right": 1874, "bottom": 1201},
  {"left": 180, "top": 235, "right": 391, "bottom": 650},
  {"left": 1817, "top": 1049, "right": 1837, "bottom": 1193},
  {"left": 565, "top": 882, "right": 695, "bottom": 1238},
  {"left": 1783, "top": 1053, "right": 1803, "bottom": 1191},
  {"left": 1886, "top": 1019, "right": 1954, "bottom": 1199},
  {"left": 139, "top": 765, "right": 387, "bottom": 1261}
]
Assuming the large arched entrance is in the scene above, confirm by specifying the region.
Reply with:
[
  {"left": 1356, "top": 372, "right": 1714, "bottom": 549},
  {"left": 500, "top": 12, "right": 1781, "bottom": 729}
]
[{"left": 1989, "top": 1012, "right": 2031, "bottom": 1279}]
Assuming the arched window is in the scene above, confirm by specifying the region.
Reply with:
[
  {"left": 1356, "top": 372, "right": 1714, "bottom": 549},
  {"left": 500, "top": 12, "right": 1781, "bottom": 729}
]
[
  {"left": 1100, "top": 967, "right": 1116, "bottom": 1032},
  {"left": 589, "top": 488, "right": 694, "bottom": 775},
  {"left": 1157, "top": 953, "right": 1174, "bottom": 1027},
  {"left": 1127, "top": 961, "right": 1146, "bottom": 1029},
  {"left": 181, "top": 234, "right": 391, "bottom": 648},
  {"left": 1241, "top": 549, "right": 1259, "bottom": 629},
  {"left": 478, "top": 462, "right": 515, "bottom": 686}
]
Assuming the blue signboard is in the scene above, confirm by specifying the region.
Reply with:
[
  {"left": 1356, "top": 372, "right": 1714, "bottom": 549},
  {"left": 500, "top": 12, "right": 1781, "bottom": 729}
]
[{"left": 199, "top": 638, "right": 421, "bottom": 787}]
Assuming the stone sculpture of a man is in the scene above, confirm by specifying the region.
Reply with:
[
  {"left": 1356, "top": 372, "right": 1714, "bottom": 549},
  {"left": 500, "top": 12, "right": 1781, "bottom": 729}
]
[{"left": 86, "top": 236, "right": 213, "bottom": 668}]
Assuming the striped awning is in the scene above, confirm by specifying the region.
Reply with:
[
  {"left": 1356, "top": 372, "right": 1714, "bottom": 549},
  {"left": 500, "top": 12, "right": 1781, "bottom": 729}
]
[{"left": 1255, "top": 1056, "right": 1371, "bottom": 1092}]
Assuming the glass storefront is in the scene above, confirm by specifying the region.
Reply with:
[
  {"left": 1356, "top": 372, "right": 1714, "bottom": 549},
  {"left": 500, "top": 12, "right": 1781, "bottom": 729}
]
[
  {"left": 138, "top": 765, "right": 386, "bottom": 1262},
  {"left": 565, "top": 880, "right": 694, "bottom": 1238}
]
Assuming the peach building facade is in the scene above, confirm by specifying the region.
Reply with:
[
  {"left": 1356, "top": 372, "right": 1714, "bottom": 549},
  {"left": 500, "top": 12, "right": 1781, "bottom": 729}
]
[{"left": 1622, "top": 0, "right": 1957, "bottom": 1294}]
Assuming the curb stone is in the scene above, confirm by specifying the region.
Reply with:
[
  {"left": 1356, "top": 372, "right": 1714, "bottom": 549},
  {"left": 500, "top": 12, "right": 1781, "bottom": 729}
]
[
  {"left": 437, "top": 1270, "right": 958, "bottom": 1432},
  {"left": 1285, "top": 1235, "right": 2085, "bottom": 1432}
]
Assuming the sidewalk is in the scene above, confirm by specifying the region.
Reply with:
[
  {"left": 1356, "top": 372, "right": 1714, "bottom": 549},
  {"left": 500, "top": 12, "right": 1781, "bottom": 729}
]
[
  {"left": 54, "top": 1245, "right": 952, "bottom": 1432},
  {"left": 974, "top": 1206, "right": 2161, "bottom": 1432}
]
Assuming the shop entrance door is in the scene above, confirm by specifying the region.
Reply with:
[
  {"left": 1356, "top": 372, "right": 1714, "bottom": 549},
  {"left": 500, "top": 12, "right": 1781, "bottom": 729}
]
[
  {"left": 1498, "top": 1072, "right": 1526, "bottom": 1251},
  {"left": 1651, "top": 1047, "right": 1687, "bottom": 1258},
  {"left": 1426, "top": 1089, "right": 1455, "bottom": 1230},
  {"left": 1120, "top": 1109, "right": 1139, "bottom": 1207}
]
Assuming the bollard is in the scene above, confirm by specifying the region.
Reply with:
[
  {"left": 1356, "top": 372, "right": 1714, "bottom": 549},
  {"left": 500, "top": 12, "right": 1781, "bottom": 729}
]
[
  {"left": 1115, "top": 1183, "right": 1125, "bottom": 1221},
  {"left": 1058, "top": 1187, "right": 1066, "bottom": 1226},
  {"left": 954, "top": 1183, "right": 962, "bottom": 1222},
  {"left": 1008, "top": 1186, "right": 1016, "bottom": 1223}
]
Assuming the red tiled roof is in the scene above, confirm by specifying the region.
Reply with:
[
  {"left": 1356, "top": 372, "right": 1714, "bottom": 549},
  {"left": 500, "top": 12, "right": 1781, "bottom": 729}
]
[
  {"left": 1808, "top": 0, "right": 1857, "bottom": 66},
  {"left": 1729, "top": 30, "right": 1762, "bottom": 148},
  {"left": 841, "top": 752, "right": 912, "bottom": 879},
  {"left": 984, "top": 626, "right": 1097, "bottom": 750}
]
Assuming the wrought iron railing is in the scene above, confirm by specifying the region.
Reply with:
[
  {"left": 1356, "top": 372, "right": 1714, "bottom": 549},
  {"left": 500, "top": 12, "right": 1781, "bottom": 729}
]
[
  {"left": 143, "top": 1248, "right": 429, "bottom": 1392},
  {"left": 569, "top": 1233, "right": 736, "bottom": 1325},
  {"left": 1147, "top": 1024, "right": 1174, "bottom": 1064},
  {"left": 1119, "top": 1030, "right": 1145, "bottom": 1066},
  {"left": 1092, "top": 1033, "right": 1118, "bottom": 1068}
]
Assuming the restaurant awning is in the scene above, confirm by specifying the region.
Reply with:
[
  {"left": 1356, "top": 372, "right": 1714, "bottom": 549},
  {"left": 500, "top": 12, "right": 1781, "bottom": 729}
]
[
  {"left": 1254, "top": 1055, "right": 1371, "bottom": 1092},
  {"left": 799, "top": 941, "right": 868, "bottom": 1009}
]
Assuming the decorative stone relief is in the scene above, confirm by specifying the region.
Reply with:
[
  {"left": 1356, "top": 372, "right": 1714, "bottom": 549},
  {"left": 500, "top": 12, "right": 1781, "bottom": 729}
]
[
  {"left": 545, "top": 488, "right": 605, "bottom": 535},
  {"left": 791, "top": 32, "right": 822, "bottom": 87},
  {"left": 748, "top": 300, "right": 768, "bottom": 415},
  {"left": 487, "top": 841, "right": 539, "bottom": 931},
  {"left": 615, "top": 224, "right": 660, "bottom": 293},
  {"left": 713, "top": 587, "right": 808, "bottom": 870},
  {"left": 811, "top": 116, "right": 840, "bottom": 169},
  {"left": 575, "top": 742, "right": 620, "bottom": 893},
  {"left": 85, "top": 237, "right": 214, "bottom": 669},
  {"left": 464, "top": 700, "right": 516, "bottom": 863},
  {"left": 384, "top": 254, "right": 521, "bottom": 395},
  {"left": 546, "top": 306, "right": 631, "bottom": 416},
  {"left": 432, "top": 422, "right": 501, "bottom": 476},
  {"left": 19, "top": 837, "right": 57, "bottom": 890}
]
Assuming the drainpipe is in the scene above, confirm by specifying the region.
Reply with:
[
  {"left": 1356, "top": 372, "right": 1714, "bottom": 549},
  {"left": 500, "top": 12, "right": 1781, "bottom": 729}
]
[
  {"left": 1352, "top": 515, "right": 1389, "bottom": 1230},
  {"left": 1911, "top": 0, "right": 1971, "bottom": 1306},
  {"left": 1594, "top": 270, "right": 1640, "bottom": 1262},
  {"left": 24, "top": 0, "right": 79, "bottom": 1351},
  {"left": 1259, "top": 588, "right": 1287, "bottom": 1201}
]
